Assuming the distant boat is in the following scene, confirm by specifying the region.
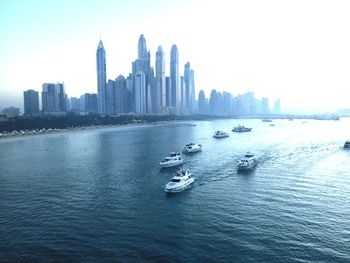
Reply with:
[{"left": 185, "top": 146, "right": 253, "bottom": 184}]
[
  {"left": 238, "top": 152, "right": 257, "bottom": 171},
  {"left": 160, "top": 152, "right": 183, "bottom": 168},
  {"left": 213, "top": 131, "right": 229, "bottom": 138},
  {"left": 183, "top": 143, "right": 202, "bottom": 154},
  {"left": 164, "top": 169, "right": 195, "bottom": 193},
  {"left": 232, "top": 125, "right": 252, "bottom": 133},
  {"left": 262, "top": 119, "right": 273, "bottom": 122}
]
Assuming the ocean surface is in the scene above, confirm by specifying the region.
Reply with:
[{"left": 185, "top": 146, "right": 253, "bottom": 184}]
[{"left": 1, "top": 119, "right": 350, "bottom": 262}]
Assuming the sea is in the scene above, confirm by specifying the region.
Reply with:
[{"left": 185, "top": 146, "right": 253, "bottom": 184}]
[{"left": 0, "top": 119, "right": 350, "bottom": 262}]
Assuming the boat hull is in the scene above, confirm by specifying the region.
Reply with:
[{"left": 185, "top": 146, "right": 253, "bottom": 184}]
[
  {"left": 183, "top": 147, "right": 202, "bottom": 153},
  {"left": 165, "top": 178, "right": 195, "bottom": 193},
  {"left": 160, "top": 159, "right": 184, "bottom": 168}
]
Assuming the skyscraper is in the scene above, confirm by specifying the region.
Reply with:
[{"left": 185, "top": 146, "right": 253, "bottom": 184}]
[
  {"left": 273, "top": 99, "right": 281, "bottom": 114},
  {"left": 97, "top": 40, "right": 107, "bottom": 114},
  {"left": 165, "top": 77, "right": 171, "bottom": 107},
  {"left": 170, "top": 45, "right": 179, "bottom": 108},
  {"left": 184, "top": 62, "right": 191, "bottom": 109},
  {"left": 198, "top": 90, "right": 206, "bottom": 114},
  {"left": 42, "top": 83, "right": 66, "bottom": 113},
  {"left": 134, "top": 71, "right": 146, "bottom": 114},
  {"left": 23, "top": 89, "right": 39, "bottom": 117},
  {"left": 133, "top": 34, "right": 153, "bottom": 113},
  {"left": 156, "top": 46, "right": 166, "bottom": 111},
  {"left": 138, "top": 34, "right": 147, "bottom": 59}
]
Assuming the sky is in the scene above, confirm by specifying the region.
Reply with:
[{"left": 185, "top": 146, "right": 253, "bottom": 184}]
[{"left": 1, "top": 0, "right": 350, "bottom": 113}]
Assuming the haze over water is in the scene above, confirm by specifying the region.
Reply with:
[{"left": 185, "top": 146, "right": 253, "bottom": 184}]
[{"left": 1, "top": 119, "right": 350, "bottom": 262}]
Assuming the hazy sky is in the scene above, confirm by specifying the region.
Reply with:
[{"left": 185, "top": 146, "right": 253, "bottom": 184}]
[{"left": 1, "top": 0, "right": 350, "bottom": 113}]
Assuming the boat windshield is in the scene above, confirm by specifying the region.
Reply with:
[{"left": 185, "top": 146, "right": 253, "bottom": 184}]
[{"left": 171, "top": 179, "right": 181, "bottom": 183}]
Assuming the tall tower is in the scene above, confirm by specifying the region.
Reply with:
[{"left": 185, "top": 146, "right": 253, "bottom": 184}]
[
  {"left": 97, "top": 40, "right": 107, "bottom": 114},
  {"left": 156, "top": 46, "right": 166, "bottom": 111},
  {"left": 138, "top": 34, "right": 147, "bottom": 59},
  {"left": 170, "top": 44, "right": 179, "bottom": 108},
  {"left": 184, "top": 62, "right": 191, "bottom": 109}
]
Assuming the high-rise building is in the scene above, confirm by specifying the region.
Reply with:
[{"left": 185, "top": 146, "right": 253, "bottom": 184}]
[
  {"left": 84, "top": 93, "right": 98, "bottom": 113},
  {"left": 184, "top": 62, "right": 191, "bottom": 109},
  {"left": 156, "top": 46, "right": 166, "bottom": 111},
  {"left": 106, "top": 79, "right": 115, "bottom": 115},
  {"left": 97, "top": 40, "right": 107, "bottom": 114},
  {"left": 198, "top": 90, "right": 206, "bottom": 114},
  {"left": 273, "top": 99, "right": 281, "bottom": 114},
  {"left": 135, "top": 71, "right": 146, "bottom": 114},
  {"left": 42, "top": 83, "right": 66, "bottom": 113},
  {"left": 115, "top": 75, "right": 127, "bottom": 114},
  {"left": 180, "top": 76, "right": 185, "bottom": 108},
  {"left": 70, "top": 97, "right": 80, "bottom": 111},
  {"left": 189, "top": 69, "right": 195, "bottom": 112},
  {"left": 165, "top": 77, "right": 171, "bottom": 107},
  {"left": 261, "top": 97, "right": 270, "bottom": 114},
  {"left": 133, "top": 34, "right": 153, "bottom": 113},
  {"left": 223, "top": 92, "right": 232, "bottom": 115},
  {"left": 23, "top": 89, "right": 39, "bottom": 117},
  {"left": 170, "top": 45, "right": 179, "bottom": 108}
]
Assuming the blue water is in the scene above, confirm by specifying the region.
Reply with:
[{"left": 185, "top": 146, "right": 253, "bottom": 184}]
[{"left": 1, "top": 119, "right": 350, "bottom": 262}]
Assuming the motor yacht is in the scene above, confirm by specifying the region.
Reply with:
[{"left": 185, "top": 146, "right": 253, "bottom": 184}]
[
  {"left": 164, "top": 169, "right": 195, "bottom": 193},
  {"left": 213, "top": 130, "right": 229, "bottom": 138},
  {"left": 238, "top": 152, "right": 257, "bottom": 170},
  {"left": 344, "top": 141, "right": 350, "bottom": 149},
  {"left": 183, "top": 143, "right": 202, "bottom": 153},
  {"left": 232, "top": 125, "right": 252, "bottom": 133},
  {"left": 160, "top": 152, "right": 184, "bottom": 168}
]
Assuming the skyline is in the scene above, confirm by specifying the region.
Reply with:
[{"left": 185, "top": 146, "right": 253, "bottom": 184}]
[{"left": 1, "top": 0, "right": 350, "bottom": 113}]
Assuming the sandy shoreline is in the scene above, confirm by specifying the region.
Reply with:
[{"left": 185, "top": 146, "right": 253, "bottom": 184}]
[{"left": 0, "top": 120, "right": 197, "bottom": 141}]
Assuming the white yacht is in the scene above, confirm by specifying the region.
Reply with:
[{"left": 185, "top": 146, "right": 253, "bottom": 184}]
[
  {"left": 160, "top": 152, "right": 184, "bottom": 168},
  {"left": 344, "top": 141, "right": 350, "bottom": 149},
  {"left": 213, "top": 130, "right": 229, "bottom": 138},
  {"left": 164, "top": 169, "right": 195, "bottom": 193},
  {"left": 232, "top": 125, "right": 252, "bottom": 133},
  {"left": 183, "top": 143, "right": 202, "bottom": 153},
  {"left": 238, "top": 152, "right": 257, "bottom": 170}
]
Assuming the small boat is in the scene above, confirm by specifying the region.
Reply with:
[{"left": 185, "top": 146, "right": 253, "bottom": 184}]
[
  {"left": 238, "top": 152, "right": 257, "bottom": 170},
  {"left": 183, "top": 143, "right": 202, "bottom": 153},
  {"left": 269, "top": 123, "right": 275, "bottom": 126},
  {"left": 344, "top": 141, "right": 350, "bottom": 149},
  {"left": 262, "top": 119, "right": 272, "bottom": 122},
  {"left": 213, "top": 130, "right": 229, "bottom": 138},
  {"left": 160, "top": 152, "right": 184, "bottom": 168},
  {"left": 164, "top": 169, "right": 195, "bottom": 193},
  {"left": 232, "top": 125, "right": 252, "bottom": 133}
]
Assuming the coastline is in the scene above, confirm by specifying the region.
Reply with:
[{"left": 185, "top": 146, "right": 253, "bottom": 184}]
[{"left": 0, "top": 120, "right": 197, "bottom": 141}]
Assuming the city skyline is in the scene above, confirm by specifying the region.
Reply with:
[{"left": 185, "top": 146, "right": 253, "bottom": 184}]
[{"left": 1, "top": 0, "right": 350, "bottom": 113}]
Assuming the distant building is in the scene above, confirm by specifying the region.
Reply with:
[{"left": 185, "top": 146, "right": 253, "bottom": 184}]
[
  {"left": 273, "top": 99, "right": 281, "bottom": 114},
  {"left": 223, "top": 92, "right": 232, "bottom": 115},
  {"left": 184, "top": 62, "right": 195, "bottom": 112},
  {"left": 261, "top": 97, "right": 270, "bottom": 114},
  {"left": 97, "top": 40, "right": 107, "bottom": 114},
  {"left": 106, "top": 79, "right": 115, "bottom": 115},
  {"left": 1, "top": 107, "right": 20, "bottom": 118},
  {"left": 170, "top": 45, "right": 179, "bottom": 108},
  {"left": 165, "top": 77, "right": 171, "bottom": 107},
  {"left": 84, "top": 93, "right": 98, "bottom": 113},
  {"left": 42, "top": 83, "right": 66, "bottom": 113},
  {"left": 23, "top": 89, "right": 39, "bottom": 117},
  {"left": 132, "top": 34, "right": 153, "bottom": 113},
  {"left": 70, "top": 97, "right": 80, "bottom": 111},
  {"left": 156, "top": 46, "right": 166, "bottom": 110},
  {"left": 198, "top": 90, "right": 206, "bottom": 114},
  {"left": 134, "top": 71, "right": 146, "bottom": 114},
  {"left": 180, "top": 76, "right": 185, "bottom": 109}
]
